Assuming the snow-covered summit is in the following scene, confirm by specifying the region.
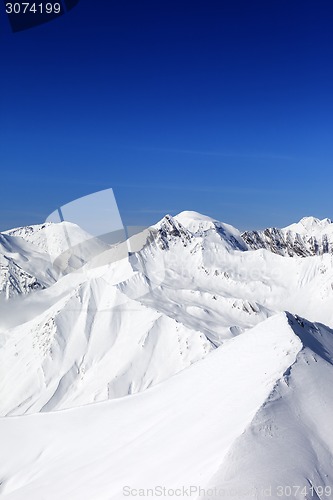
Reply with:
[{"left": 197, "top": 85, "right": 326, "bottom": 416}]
[
  {"left": 0, "top": 232, "right": 57, "bottom": 299},
  {"left": 285, "top": 216, "right": 333, "bottom": 236},
  {"left": 154, "top": 212, "right": 247, "bottom": 252},
  {"left": 175, "top": 210, "right": 218, "bottom": 227},
  {"left": 4, "top": 221, "right": 110, "bottom": 277},
  {"left": 1, "top": 210, "right": 333, "bottom": 498},
  {"left": 242, "top": 215, "right": 333, "bottom": 257},
  {"left": 175, "top": 210, "right": 247, "bottom": 248},
  {"left": 5, "top": 221, "right": 107, "bottom": 257}
]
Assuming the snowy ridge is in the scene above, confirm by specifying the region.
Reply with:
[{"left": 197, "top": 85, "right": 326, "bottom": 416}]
[
  {"left": 1, "top": 211, "right": 333, "bottom": 416},
  {"left": 0, "top": 223, "right": 109, "bottom": 300},
  {"left": 1, "top": 211, "right": 333, "bottom": 498},
  {"left": 155, "top": 212, "right": 247, "bottom": 252},
  {"left": 286, "top": 216, "right": 333, "bottom": 236},
  {"left": 242, "top": 216, "right": 333, "bottom": 257},
  {"left": 0, "top": 258, "right": 44, "bottom": 299},
  {"left": 175, "top": 210, "right": 248, "bottom": 250},
  {"left": 4, "top": 221, "right": 101, "bottom": 257},
  {"left": 0, "top": 264, "right": 212, "bottom": 416},
  {"left": 0, "top": 233, "right": 56, "bottom": 299},
  {"left": 2, "top": 313, "right": 333, "bottom": 499},
  {"left": 4, "top": 221, "right": 110, "bottom": 274},
  {"left": 202, "top": 315, "right": 333, "bottom": 499}
]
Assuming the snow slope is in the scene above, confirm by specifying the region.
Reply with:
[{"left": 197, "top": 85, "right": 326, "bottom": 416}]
[
  {"left": 202, "top": 316, "right": 333, "bottom": 499},
  {"left": 0, "top": 233, "right": 56, "bottom": 299},
  {"left": 0, "top": 221, "right": 109, "bottom": 303},
  {"left": 4, "top": 222, "right": 110, "bottom": 275},
  {"left": 175, "top": 210, "right": 248, "bottom": 250},
  {"left": 1, "top": 212, "right": 333, "bottom": 416},
  {"left": 0, "top": 313, "right": 312, "bottom": 500},
  {"left": 1, "top": 211, "right": 333, "bottom": 499},
  {"left": 123, "top": 214, "right": 333, "bottom": 331},
  {"left": 0, "top": 267, "right": 211, "bottom": 415},
  {"left": 286, "top": 216, "right": 333, "bottom": 236}
]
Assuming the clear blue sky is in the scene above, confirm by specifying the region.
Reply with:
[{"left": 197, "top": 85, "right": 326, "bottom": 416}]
[{"left": 1, "top": 0, "right": 332, "bottom": 231}]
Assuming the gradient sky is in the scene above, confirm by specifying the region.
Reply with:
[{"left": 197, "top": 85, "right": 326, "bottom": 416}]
[{"left": 1, "top": 0, "right": 332, "bottom": 231}]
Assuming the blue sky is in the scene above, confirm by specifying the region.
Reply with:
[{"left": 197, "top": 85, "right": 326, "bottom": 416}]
[{"left": 0, "top": 0, "right": 332, "bottom": 231}]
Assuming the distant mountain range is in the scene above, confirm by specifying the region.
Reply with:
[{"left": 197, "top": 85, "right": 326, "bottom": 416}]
[{"left": 242, "top": 216, "right": 333, "bottom": 256}]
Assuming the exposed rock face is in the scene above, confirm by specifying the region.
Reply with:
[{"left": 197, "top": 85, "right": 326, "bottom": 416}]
[
  {"left": 242, "top": 217, "right": 333, "bottom": 257},
  {"left": 0, "top": 233, "right": 50, "bottom": 299},
  {"left": 0, "top": 258, "right": 44, "bottom": 299},
  {"left": 156, "top": 214, "right": 193, "bottom": 249}
]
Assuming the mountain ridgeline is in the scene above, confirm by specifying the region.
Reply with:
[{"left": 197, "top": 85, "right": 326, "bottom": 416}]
[
  {"left": 242, "top": 217, "right": 333, "bottom": 257},
  {"left": 1, "top": 211, "right": 333, "bottom": 499}
]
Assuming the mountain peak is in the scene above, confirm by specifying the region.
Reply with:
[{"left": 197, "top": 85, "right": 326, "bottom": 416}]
[
  {"left": 175, "top": 211, "right": 217, "bottom": 223},
  {"left": 242, "top": 215, "right": 333, "bottom": 257},
  {"left": 152, "top": 212, "right": 247, "bottom": 252},
  {"left": 299, "top": 216, "right": 332, "bottom": 226},
  {"left": 285, "top": 216, "right": 333, "bottom": 236}
]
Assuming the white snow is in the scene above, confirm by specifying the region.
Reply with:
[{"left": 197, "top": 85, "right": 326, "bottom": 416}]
[
  {"left": 1, "top": 211, "right": 333, "bottom": 499},
  {"left": 0, "top": 313, "right": 308, "bottom": 500},
  {"left": 4, "top": 221, "right": 103, "bottom": 257},
  {"left": 285, "top": 216, "right": 333, "bottom": 236}
]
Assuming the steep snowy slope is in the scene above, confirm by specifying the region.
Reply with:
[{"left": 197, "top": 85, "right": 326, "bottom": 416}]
[
  {"left": 2, "top": 212, "right": 333, "bottom": 417},
  {"left": 0, "top": 313, "right": 312, "bottom": 500},
  {"left": 202, "top": 316, "right": 333, "bottom": 499},
  {"left": 1, "top": 214, "right": 267, "bottom": 415},
  {"left": 154, "top": 212, "right": 247, "bottom": 252},
  {"left": 1, "top": 211, "right": 333, "bottom": 499},
  {"left": 122, "top": 214, "right": 333, "bottom": 332},
  {"left": 0, "top": 262, "right": 212, "bottom": 416},
  {"left": 119, "top": 213, "right": 274, "bottom": 342},
  {"left": 242, "top": 216, "right": 333, "bottom": 257},
  {"left": 175, "top": 210, "right": 248, "bottom": 251},
  {"left": 0, "top": 221, "right": 110, "bottom": 302},
  {"left": 287, "top": 215, "right": 333, "bottom": 236},
  {"left": 4, "top": 222, "right": 110, "bottom": 275},
  {"left": 0, "top": 233, "right": 57, "bottom": 299}
]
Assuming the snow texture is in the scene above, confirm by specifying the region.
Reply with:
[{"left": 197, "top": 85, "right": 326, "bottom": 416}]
[{"left": 1, "top": 211, "right": 333, "bottom": 499}]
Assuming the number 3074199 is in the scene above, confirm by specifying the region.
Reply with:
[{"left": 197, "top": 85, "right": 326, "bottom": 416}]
[{"left": 6, "top": 3, "right": 62, "bottom": 14}]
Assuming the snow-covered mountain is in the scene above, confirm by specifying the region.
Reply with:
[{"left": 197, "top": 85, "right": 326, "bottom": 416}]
[
  {"left": 242, "top": 216, "right": 333, "bottom": 257},
  {"left": 155, "top": 211, "right": 248, "bottom": 251},
  {"left": 4, "top": 221, "right": 110, "bottom": 273},
  {"left": 1, "top": 211, "right": 333, "bottom": 499},
  {"left": 0, "top": 269, "right": 211, "bottom": 415},
  {"left": 0, "top": 233, "right": 55, "bottom": 299},
  {"left": 1, "top": 313, "right": 333, "bottom": 500},
  {"left": 0, "top": 221, "right": 111, "bottom": 303}
]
